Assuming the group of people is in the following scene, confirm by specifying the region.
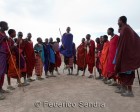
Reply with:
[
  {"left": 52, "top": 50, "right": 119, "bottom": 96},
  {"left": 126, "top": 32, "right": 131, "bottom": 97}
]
[
  {"left": 0, "top": 22, "right": 63, "bottom": 100},
  {"left": 93, "top": 16, "right": 140, "bottom": 97},
  {"left": 61, "top": 16, "right": 140, "bottom": 97},
  {"left": 0, "top": 16, "right": 140, "bottom": 100}
]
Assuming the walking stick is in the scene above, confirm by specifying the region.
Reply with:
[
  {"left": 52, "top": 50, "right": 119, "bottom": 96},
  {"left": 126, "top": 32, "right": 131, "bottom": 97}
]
[
  {"left": 59, "top": 28, "right": 62, "bottom": 37},
  {"left": 137, "top": 69, "right": 140, "bottom": 86}
]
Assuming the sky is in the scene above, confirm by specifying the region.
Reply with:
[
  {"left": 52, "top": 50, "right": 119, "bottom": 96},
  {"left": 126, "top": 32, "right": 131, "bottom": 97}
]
[{"left": 0, "top": 0, "right": 140, "bottom": 46}]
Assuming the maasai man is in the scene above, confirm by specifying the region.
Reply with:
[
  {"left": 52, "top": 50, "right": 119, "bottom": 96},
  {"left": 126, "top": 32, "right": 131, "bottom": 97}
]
[
  {"left": 60, "top": 27, "right": 73, "bottom": 74},
  {"left": 100, "top": 35, "right": 110, "bottom": 82},
  {"left": 85, "top": 34, "right": 95, "bottom": 78},
  {"left": 76, "top": 38, "right": 87, "bottom": 76},
  {"left": 0, "top": 21, "right": 9, "bottom": 100},
  {"left": 48, "top": 37, "right": 56, "bottom": 77},
  {"left": 7, "top": 29, "right": 17, "bottom": 90},
  {"left": 95, "top": 37, "right": 102, "bottom": 79},
  {"left": 17, "top": 32, "right": 29, "bottom": 86},
  {"left": 106, "top": 28, "right": 119, "bottom": 86},
  {"left": 24, "top": 33, "right": 35, "bottom": 82},
  {"left": 8, "top": 36, "right": 21, "bottom": 82},
  {"left": 34, "top": 37, "right": 44, "bottom": 80},
  {"left": 53, "top": 38, "right": 61, "bottom": 75},
  {"left": 98, "top": 36, "right": 104, "bottom": 76},
  {"left": 43, "top": 38, "right": 50, "bottom": 78},
  {"left": 114, "top": 16, "right": 140, "bottom": 97}
]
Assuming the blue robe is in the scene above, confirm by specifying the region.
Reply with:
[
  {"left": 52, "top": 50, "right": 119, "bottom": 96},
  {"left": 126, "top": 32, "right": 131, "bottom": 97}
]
[
  {"left": 43, "top": 43, "right": 55, "bottom": 72},
  {"left": 49, "top": 43, "right": 55, "bottom": 64},
  {"left": 60, "top": 33, "right": 73, "bottom": 57},
  {"left": 43, "top": 43, "right": 50, "bottom": 72},
  {"left": 34, "top": 44, "right": 45, "bottom": 63}
]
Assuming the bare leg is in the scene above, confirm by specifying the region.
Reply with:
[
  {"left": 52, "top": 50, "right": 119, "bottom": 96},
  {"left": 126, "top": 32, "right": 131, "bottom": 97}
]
[
  {"left": 7, "top": 75, "right": 11, "bottom": 86},
  {"left": 37, "top": 75, "right": 44, "bottom": 80},
  {"left": 56, "top": 67, "right": 60, "bottom": 75},
  {"left": 52, "top": 70, "right": 56, "bottom": 77},
  {"left": 121, "top": 85, "right": 134, "bottom": 97},
  {"left": 45, "top": 71, "right": 49, "bottom": 78},
  {"left": 7, "top": 75, "right": 15, "bottom": 90},
  {"left": 88, "top": 72, "right": 93, "bottom": 78},
  {"left": 68, "top": 68, "right": 70, "bottom": 75},
  {"left": 76, "top": 69, "right": 79, "bottom": 76},
  {"left": 82, "top": 69, "right": 85, "bottom": 76},
  {"left": 128, "top": 86, "right": 133, "bottom": 92},
  {"left": 50, "top": 70, "right": 56, "bottom": 77},
  {"left": 115, "top": 85, "right": 126, "bottom": 93},
  {"left": 0, "top": 75, "right": 8, "bottom": 99},
  {"left": 27, "top": 72, "right": 35, "bottom": 82},
  {"left": 17, "top": 78, "right": 22, "bottom": 87},
  {"left": 23, "top": 73, "right": 30, "bottom": 86},
  {"left": 71, "top": 68, "right": 73, "bottom": 75}
]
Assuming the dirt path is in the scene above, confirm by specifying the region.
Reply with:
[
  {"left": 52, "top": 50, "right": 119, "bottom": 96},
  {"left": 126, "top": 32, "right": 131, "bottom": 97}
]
[{"left": 0, "top": 64, "right": 140, "bottom": 112}]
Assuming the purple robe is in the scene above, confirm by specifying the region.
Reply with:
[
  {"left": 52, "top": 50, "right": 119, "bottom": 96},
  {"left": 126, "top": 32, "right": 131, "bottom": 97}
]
[
  {"left": 0, "top": 32, "right": 8, "bottom": 78},
  {"left": 60, "top": 33, "right": 73, "bottom": 57}
]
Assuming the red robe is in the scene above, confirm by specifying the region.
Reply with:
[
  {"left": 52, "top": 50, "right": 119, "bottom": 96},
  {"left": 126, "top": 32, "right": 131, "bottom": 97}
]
[
  {"left": 53, "top": 42, "right": 61, "bottom": 67},
  {"left": 106, "top": 35, "right": 119, "bottom": 78},
  {"left": 8, "top": 37, "right": 21, "bottom": 78},
  {"left": 86, "top": 40, "right": 95, "bottom": 74},
  {"left": 24, "top": 40, "right": 35, "bottom": 76},
  {"left": 100, "top": 41, "right": 110, "bottom": 77},
  {"left": 96, "top": 43, "right": 103, "bottom": 69},
  {"left": 116, "top": 24, "right": 140, "bottom": 73},
  {"left": 77, "top": 43, "right": 87, "bottom": 70},
  {"left": 8, "top": 53, "right": 21, "bottom": 78},
  {"left": 55, "top": 51, "right": 61, "bottom": 67}
]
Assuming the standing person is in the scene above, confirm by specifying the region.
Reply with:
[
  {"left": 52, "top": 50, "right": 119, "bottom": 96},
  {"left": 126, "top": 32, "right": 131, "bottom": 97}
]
[
  {"left": 115, "top": 16, "right": 140, "bottom": 97},
  {"left": 43, "top": 38, "right": 50, "bottom": 78},
  {"left": 7, "top": 29, "right": 17, "bottom": 90},
  {"left": 85, "top": 34, "right": 95, "bottom": 78},
  {"left": 24, "top": 33, "right": 35, "bottom": 82},
  {"left": 53, "top": 38, "right": 61, "bottom": 75},
  {"left": 100, "top": 35, "right": 110, "bottom": 82},
  {"left": 34, "top": 37, "right": 44, "bottom": 80},
  {"left": 99, "top": 36, "right": 104, "bottom": 48},
  {"left": 17, "top": 32, "right": 29, "bottom": 86},
  {"left": 97, "top": 36, "right": 105, "bottom": 79},
  {"left": 0, "top": 21, "right": 9, "bottom": 100},
  {"left": 106, "top": 28, "right": 119, "bottom": 86},
  {"left": 95, "top": 37, "right": 102, "bottom": 79},
  {"left": 76, "top": 38, "right": 87, "bottom": 76},
  {"left": 48, "top": 38, "right": 56, "bottom": 77},
  {"left": 7, "top": 31, "right": 26, "bottom": 87},
  {"left": 60, "top": 27, "right": 73, "bottom": 73}
]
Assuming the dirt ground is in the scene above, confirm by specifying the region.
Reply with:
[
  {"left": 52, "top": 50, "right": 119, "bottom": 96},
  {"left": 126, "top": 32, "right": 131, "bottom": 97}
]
[{"left": 0, "top": 64, "right": 140, "bottom": 112}]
